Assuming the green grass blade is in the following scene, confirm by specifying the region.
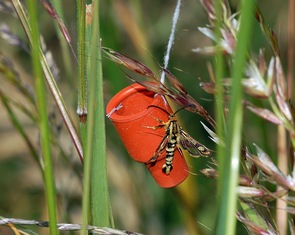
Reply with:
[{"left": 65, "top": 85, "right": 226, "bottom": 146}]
[
  {"left": 215, "top": 0, "right": 255, "bottom": 234},
  {"left": 11, "top": 0, "right": 84, "bottom": 163},
  {"left": 78, "top": 0, "right": 90, "bottom": 233},
  {"left": 51, "top": 0, "right": 73, "bottom": 78},
  {"left": 76, "top": 0, "right": 88, "bottom": 162},
  {"left": 89, "top": 1, "right": 113, "bottom": 227},
  {"left": 76, "top": 0, "right": 88, "bottom": 125},
  {"left": 81, "top": 1, "right": 113, "bottom": 232},
  {"left": 26, "top": 1, "right": 58, "bottom": 234},
  {"left": 213, "top": 0, "right": 227, "bottom": 231}
]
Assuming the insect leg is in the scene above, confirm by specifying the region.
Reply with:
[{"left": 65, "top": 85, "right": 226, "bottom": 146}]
[
  {"left": 147, "top": 134, "right": 168, "bottom": 163},
  {"left": 142, "top": 115, "right": 168, "bottom": 130},
  {"left": 142, "top": 123, "right": 166, "bottom": 130}
]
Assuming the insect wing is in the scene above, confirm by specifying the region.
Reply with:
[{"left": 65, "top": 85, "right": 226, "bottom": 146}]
[
  {"left": 148, "top": 133, "right": 169, "bottom": 163},
  {"left": 179, "top": 130, "right": 212, "bottom": 157}
]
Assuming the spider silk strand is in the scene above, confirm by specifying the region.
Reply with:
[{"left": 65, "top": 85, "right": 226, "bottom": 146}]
[{"left": 160, "top": 0, "right": 182, "bottom": 84}]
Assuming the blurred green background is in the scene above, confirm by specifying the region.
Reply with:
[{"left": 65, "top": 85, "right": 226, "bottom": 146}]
[{"left": 0, "top": 0, "right": 290, "bottom": 234}]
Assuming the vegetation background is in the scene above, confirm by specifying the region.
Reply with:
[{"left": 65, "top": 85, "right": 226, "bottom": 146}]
[{"left": 0, "top": 0, "right": 292, "bottom": 234}]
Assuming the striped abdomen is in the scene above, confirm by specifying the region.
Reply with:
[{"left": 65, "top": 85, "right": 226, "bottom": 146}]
[{"left": 162, "top": 119, "right": 179, "bottom": 174}]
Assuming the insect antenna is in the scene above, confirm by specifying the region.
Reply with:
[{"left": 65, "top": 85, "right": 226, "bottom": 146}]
[
  {"left": 147, "top": 105, "right": 171, "bottom": 115},
  {"left": 173, "top": 104, "right": 196, "bottom": 115},
  {"left": 148, "top": 103, "right": 197, "bottom": 116}
]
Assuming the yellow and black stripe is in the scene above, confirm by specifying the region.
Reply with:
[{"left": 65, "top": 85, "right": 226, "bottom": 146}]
[{"left": 162, "top": 118, "right": 179, "bottom": 174}]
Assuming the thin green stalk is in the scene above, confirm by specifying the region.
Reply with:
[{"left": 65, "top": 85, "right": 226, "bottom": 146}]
[
  {"left": 213, "top": 0, "right": 227, "bottom": 231},
  {"left": 78, "top": 0, "right": 90, "bottom": 233},
  {"left": 77, "top": 0, "right": 88, "bottom": 149},
  {"left": 26, "top": 1, "right": 58, "bottom": 234},
  {"left": 213, "top": 0, "right": 226, "bottom": 178},
  {"left": 81, "top": 1, "right": 113, "bottom": 232},
  {"left": 215, "top": 0, "right": 255, "bottom": 235},
  {"left": 90, "top": 1, "right": 113, "bottom": 227},
  {"left": 51, "top": 0, "right": 73, "bottom": 78},
  {"left": 12, "top": 0, "right": 84, "bottom": 162}
]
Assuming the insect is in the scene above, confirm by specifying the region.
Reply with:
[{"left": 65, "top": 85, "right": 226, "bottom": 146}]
[{"left": 145, "top": 105, "right": 212, "bottom": 175}]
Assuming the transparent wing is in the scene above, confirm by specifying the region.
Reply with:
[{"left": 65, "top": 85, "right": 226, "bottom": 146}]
[
  {"left": 148, "top": 133, "right": 168, "bottom": 163},
  {"left": 179, "top": 129, "right": 212, "bottom": 158}
]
